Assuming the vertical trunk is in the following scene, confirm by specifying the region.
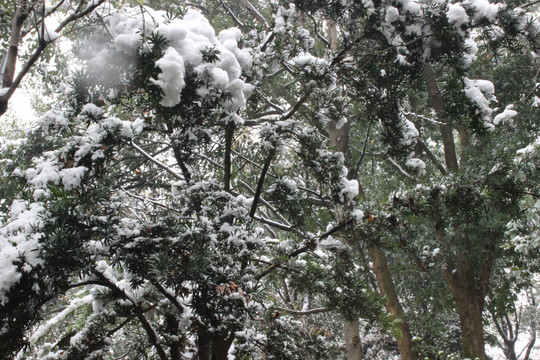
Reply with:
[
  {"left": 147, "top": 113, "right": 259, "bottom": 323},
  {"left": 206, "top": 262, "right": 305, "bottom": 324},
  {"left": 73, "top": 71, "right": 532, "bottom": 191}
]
[
  {"left": 444, "top": 256, "right": 488, "bottom": 360},
  {"left": 423, "top": 64, "right": 458, "bottom": 172},
  {"left": 455, "top": 294, "right": 486, "bottom": 360},
  {"left": 3, "top": 1, "right": 28, "bottom": 88},
  {"left": 197, "top": 326, "right": 212, "bottom": 360},
  {"left": 503, "top": 343, "right": 518, "bottom": 360},
  {"left": 166, "top": 314, "right": 181, "bottom": 360},
  {"left": 212, "top": 334, "right": 235, "bottom": 360},
  {"left": 197, "top": 327, "right": 235, "bottom": 360},
  {"left": 369, "top": 245, "right": 418, "bottom": 360},
  {"left": 326, "top": 20, "right": 366, "bottom": 360},
  {"left": 344, "top": 319, "right": 363, "bottom": 360}
]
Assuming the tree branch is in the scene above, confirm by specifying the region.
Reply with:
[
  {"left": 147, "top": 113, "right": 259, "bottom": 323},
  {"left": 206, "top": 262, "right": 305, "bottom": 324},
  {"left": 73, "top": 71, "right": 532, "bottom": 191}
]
[
  {"left": 93, "top": 271, "right": 168, "bottom": 360},
  {"left": 275, "top": 307, "right": 331, "bottom": 316},
  {"left": 215, "top": 0, "right": 245, "bottom": 28},
  {"left": 423, "top": 64, "right": 458, "bottom": 171},
  {"left": 1, "top": 0, "right": 107, "bottom": 116},
  {"left": 129, "top": 140, "right": 184, "bottom": 181},
  {"left": 416, "top": 138, "right": 447, "bottom": 175},
  {"left": 224, "top": 123, "right": 234, "bottom": 191},
  {"left": 242, "top": 0, "right": 269, "bottom": 31},
  {"left": 250, "top": 151, "right": 275, "bottom": 217}
]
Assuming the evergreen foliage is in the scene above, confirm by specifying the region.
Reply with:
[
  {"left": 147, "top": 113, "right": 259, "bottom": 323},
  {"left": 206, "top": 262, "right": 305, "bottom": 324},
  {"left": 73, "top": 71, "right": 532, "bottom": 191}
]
[{"left": 0, "top": 1, "right": 539, "bottom": 359}]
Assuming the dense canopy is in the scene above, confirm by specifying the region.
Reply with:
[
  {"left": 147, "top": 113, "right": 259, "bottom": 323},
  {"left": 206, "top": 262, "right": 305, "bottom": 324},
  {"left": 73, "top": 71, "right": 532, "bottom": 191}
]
[{"left": 0, "top": 1, "right": 539, "bottom": 359}]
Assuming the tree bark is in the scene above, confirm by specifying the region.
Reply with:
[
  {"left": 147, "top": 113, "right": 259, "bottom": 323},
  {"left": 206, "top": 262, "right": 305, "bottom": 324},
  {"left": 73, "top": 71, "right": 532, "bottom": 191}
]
[
  {"left": 339, "top": 230, "right": 369, "bottom": 360},
  {"left": 326, "top": 17, "right": 418, "bottom": 360},
  {"left": 369, "top": 245, "right": 418, "bottom": 360},
  {"left": 344, "top": 319, "right": 362, "bottom": 360},
  {"left": 0, "top": 0, "right": 31, "bottom": 116},
  {"left": 197, "top": 326, "right": 235, "bottom": 360},
  {"left": 423, "top": 64, "right": 459, "bottom": 171},
  {"left": 212, "top": 334, "right": 235, "bottom": 360},
  {"left": 443, "top": 256, "right": 488, "bottom": 360},
  {"left": 197, "top": 326, "right": 212, "bottom": 360}
]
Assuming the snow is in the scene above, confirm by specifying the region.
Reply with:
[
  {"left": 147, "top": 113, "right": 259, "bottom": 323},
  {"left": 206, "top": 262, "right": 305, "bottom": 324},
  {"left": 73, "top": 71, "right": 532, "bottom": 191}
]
[
  {"left": 319, "top": 236, "right": 349, "bottom": 251},
  {"left": 385, "top": 7, "right": 400, "bottom": 23},
  {"left": 400, "top": 119, "right": 419, "bottom": 146},
  {"left": 219, "top": 27, "right": 253, "bottom": 70},
  {"left": 447, "top": 3, "right": 469, "bottom": 29},
  {"left": 60, "top": 166, "right": 88, "bottom": 190},
  {"left": 42, "top": 27, "right": 60, "bottom": 43},
  {"left": 462, "top": 38, "right": 478, "bottom": 67},
  {"left": 31, "top": 293, "right": 94, "bottom": 342},
  {"left": 80, "top": 103, "right": 104, "bottom": 118},
  {"left": 351, "top": 209, "right": 365, "bottom": 221},
  {"left": 150, "top": 47, "right": 186, "bottom": 107},
  {"left": 0, "top": 201, "right": 47, "bottom": 305},
  {"left": 405, "top": 157, "right": 426, "bottom": 176},
  {"left": 463, "top": 77, "right": 497, "bottom": 130},
  {"left": 114, "top": 33, "right": 142, "bottom": 54},
  {"left": 94, "top": 7, "right": 254, "bottom": 112},
  {"left": 341, "top": 178, "right": 360, "bottom": 203},
  {"left": 399, "top": 0, "right": 421, "bottom": 15},
  {"left": 493, "top": 105, "right": 518, "bottom": 125},
  {"left": 25, "top": 154, "right": 61, "bottom": 189},
  {"left": 273, "top": 4, "right": 296, "bottom": 34},
  {"left": 463, "top": 0, "right": 501, "bottom": 22}
]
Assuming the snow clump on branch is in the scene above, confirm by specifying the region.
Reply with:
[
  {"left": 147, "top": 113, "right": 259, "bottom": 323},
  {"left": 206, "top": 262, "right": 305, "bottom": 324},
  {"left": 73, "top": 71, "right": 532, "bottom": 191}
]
[{"left": 89, "top": 7, "right": 254, "bottom": 111}]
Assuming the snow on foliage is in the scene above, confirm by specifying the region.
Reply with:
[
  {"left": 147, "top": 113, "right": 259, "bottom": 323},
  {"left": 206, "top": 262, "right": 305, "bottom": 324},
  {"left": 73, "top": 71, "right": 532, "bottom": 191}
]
[
  {"left": 463, "top": 77, "right": 497, "bottom": 131},
  {"left": 88, "top": 7, "right": 253, "bottom": 111},
  {"left": 493, "top": 104, "right": 518, "bottom": 125},
  {"left": 3, "top": 0, "right": 540, "bottom": 359},
  {"left": 0, "top": 201, "right": 47, "bottom": 305}
]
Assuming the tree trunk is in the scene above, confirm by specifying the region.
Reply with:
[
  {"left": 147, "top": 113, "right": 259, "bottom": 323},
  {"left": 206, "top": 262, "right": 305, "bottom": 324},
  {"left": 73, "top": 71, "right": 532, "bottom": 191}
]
[
  {"left": 443, "top": 256, "right": 488, "bottom": 360},
  {"left": 344, "top": 319, "right": 362, "bottom": 360},
  {"left": 212, "top": 334, "right": 235, "bottom": 360},
  {"left": 423, "top": 64, "right": 459, "bottom": 172},
  {"left": 503, "top": 342, "right": 518, "bottom": 360},
  {"left": 197, "top": 326, "right": 235, "bottom": 360},
  {"left": 369, "top": 245, "right": 418, "bottom": 360},
  {"left": 197, "top": 326, "right": 212, "bottom": 360},
  {"left": 0, "top": 1, "right": 30, "bottom": 116}
]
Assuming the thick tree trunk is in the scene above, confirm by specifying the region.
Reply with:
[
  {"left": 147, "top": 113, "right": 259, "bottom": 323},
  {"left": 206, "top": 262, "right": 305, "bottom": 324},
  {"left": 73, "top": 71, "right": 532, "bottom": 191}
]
[
  {"left": 212, "top": 334, "right": 235, "bottom": 360},
  {"left": 443, "top": 255, "right": 488, "bottom": 360},
  {"left": 344, "top": 319, "right": 363, "bottom": 360},
  {"left": 503, "top": 343, "right": 518, "bottom": 360},
  {"left": 197, "top": 326, "right": 235, "bottom": 360},
  {"left": 197, "top": 326, "right": 212, "bottom": 360},
  {"left": 369, "top": 245, "right": 418, "bottom": 360}
]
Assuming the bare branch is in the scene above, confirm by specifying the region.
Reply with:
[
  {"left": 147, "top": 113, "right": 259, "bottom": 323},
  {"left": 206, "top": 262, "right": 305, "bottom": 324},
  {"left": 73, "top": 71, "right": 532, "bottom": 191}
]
[
  {"left": 282, "top": 91, "right": 312, "bottom": 120},
  {"left": 416, "top": 138, "right": 446, "bottom": 175},
  {"left": 242, "top": 0, "right": 269, "bottom": 31},
  {"left": 93, "top": 271, "right": 168, "bottom": 360},
  {"left": 250, "top": 151, "right": 275, "bottom": 217},
  {"left": 129, "top": 140, "right": 184, "bottom": 181},
  {"left": 386, "top": 157, "right": 415, "bottom": 180},
  {"left": 215, "top": 0, "right": 245, "bottom": 28},
  {"left": 224, "top": 123, "right": 234, "bottom": 191},
  {"left": 306, "top": 12, "right": 329, "bottom": 47},
  {"left": 275, "top": 307, "right": 331, "bottom": 316}
]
